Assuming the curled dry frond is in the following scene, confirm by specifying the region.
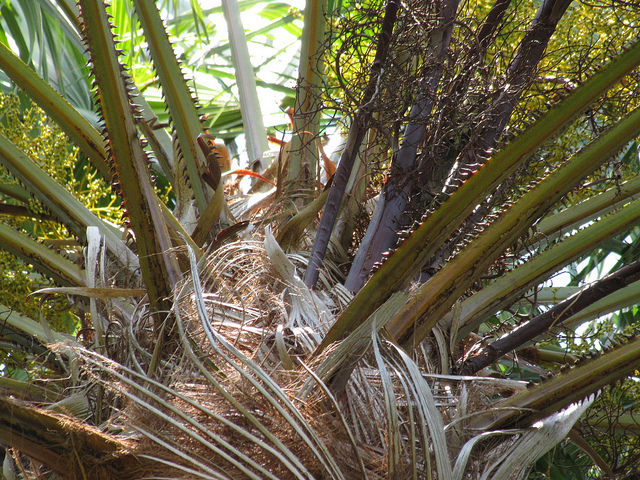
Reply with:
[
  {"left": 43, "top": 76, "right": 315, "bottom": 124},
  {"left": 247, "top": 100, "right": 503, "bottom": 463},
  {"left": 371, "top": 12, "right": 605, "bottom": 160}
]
[{"left": 27, "top": 225, "right": 597, "bottom": 479}]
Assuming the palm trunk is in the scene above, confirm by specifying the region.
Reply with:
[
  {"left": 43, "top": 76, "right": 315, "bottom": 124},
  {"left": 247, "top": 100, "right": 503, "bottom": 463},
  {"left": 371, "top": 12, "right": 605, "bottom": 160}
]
[
  {"left": 345, "top": 0, "right": 460, "bottom": 292},
  {"left": 346, "top": 0, "right": 572, "bottom": 293},
  {"left": 304, "top": 0, "right": 400, "bottom": 288}
]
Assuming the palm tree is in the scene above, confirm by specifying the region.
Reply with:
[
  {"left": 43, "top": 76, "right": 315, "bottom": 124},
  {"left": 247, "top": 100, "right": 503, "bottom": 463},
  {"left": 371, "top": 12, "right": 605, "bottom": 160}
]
[{"left": 1, "top": 0, "right": 640, "bottom": 478}]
